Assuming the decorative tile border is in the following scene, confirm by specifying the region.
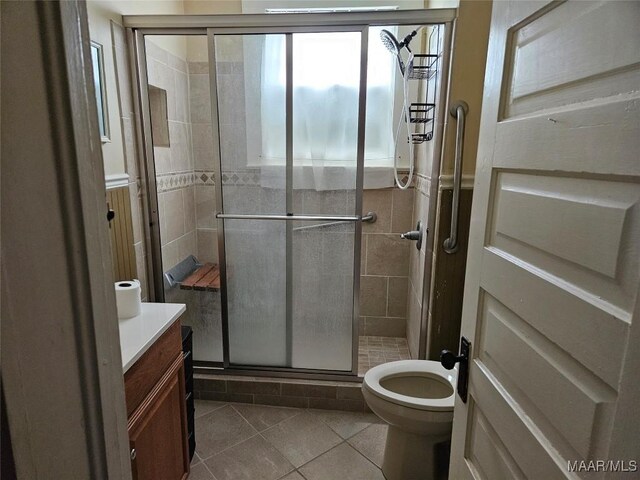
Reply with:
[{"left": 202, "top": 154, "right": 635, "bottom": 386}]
[
  {"left": 195, "top": 170, "right": 216, "bottom": 187},
  {"left": 156, "top": 172, "right": 196, "bottom": 193},
  {"left": 221, "top": 169, "right": 260, "bottom": 187},
  {"left": 415, "top": 173, "right": 431, "bottom": 196},
  {"left": 155, "top": 169, "right": 430, "bottom": 191}
]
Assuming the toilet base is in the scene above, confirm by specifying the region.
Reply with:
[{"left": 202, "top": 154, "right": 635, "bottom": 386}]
[{"left": 382, "top": 425, "right": 450, "bottom": 480}]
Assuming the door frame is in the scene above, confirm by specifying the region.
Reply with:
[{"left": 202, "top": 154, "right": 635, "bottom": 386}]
[
  {"left": 126, "top": 8, "right": 456, "bottom": 379},
  {"left": 2, "top": 1, "right": 131, "bottom": 478}
]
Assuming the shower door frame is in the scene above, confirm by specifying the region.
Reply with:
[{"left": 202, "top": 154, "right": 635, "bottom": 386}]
[{"left": 126, "top": 8, "right": 456, "bottom": 380}]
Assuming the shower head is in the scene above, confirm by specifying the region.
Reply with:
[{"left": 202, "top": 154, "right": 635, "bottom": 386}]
[
  {"left": 380, "top": 28, "right": 422, "bottom": 76},
  {"left": 380, "top": 29, "right": 405, "bottom": 74},
  {"left": 380, "top": 29, "right": 401, "bottom": 55},
  {"left": 380, "top": 28, "right": 420, "bottom": 53}
]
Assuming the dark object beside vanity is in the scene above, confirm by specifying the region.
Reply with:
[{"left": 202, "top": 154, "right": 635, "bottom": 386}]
[{"left": 182, "top": 325, "right": 195, "bottom": 460}]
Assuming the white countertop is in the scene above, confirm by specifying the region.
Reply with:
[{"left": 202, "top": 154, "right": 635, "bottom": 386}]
[{"left": 119, "top": 302, "right": 186, "bottom": 372}]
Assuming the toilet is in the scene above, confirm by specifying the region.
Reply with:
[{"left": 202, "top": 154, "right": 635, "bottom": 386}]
[{"left": 362, "top": 360, "right": 456, "bottom": 480}]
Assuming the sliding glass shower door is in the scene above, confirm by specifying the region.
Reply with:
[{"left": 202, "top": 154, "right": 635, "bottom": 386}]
[{"left": 210, "top": 28, "right": 366, "bottom": 373}]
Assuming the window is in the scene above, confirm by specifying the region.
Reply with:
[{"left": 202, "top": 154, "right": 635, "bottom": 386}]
[{"left": 259, "top": 28, "right": 397, "bottom": 189}]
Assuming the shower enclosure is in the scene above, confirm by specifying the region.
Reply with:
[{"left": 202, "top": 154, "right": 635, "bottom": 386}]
[{"left": 127, "top": 9, "right": 454, "bottom": 378}]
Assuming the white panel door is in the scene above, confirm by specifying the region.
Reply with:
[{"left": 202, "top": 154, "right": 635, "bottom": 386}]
[{"left": 450, "top": 1, "right": 640, "bottom": 478}]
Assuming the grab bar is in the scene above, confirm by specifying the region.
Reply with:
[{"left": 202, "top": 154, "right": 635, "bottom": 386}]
[
  {"left": 216, "top": 212, "right": 376, "bottom": 223},
  {"left": 293, "top": 212, "right": 377, "bottom": 232},
  {"left": 443, "top": 101, "right": 468, "bottom": 254}
]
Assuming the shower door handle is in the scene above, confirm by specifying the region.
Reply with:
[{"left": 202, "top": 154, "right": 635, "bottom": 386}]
[
  {"left": 216, "top": 212, "right": 377, "bottom": 223},
  {"left": 443, "top": 101, "right": 468, "bottom": 254}
]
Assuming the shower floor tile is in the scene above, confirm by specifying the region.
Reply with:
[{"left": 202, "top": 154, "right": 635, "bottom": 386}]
[
  {"left": 357, "top": 336, "right": 411, "bottom": 376},
  {"left": 192, "top": 401, "right": 388, "bottom": 479}
]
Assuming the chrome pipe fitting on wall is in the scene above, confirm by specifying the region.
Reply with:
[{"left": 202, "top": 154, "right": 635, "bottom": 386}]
[{"left": 401, "top": 221, "right": 423, "bottom": 251}]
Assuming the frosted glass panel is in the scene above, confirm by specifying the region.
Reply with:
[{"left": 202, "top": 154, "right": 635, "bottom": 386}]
[
  {"left": 165, "top": 287, "right": 223, "bottom": 363},
  {"left": 214, "top": 31, "right": 360, "bottom": 372},
  {"left": 215, "top": 34, "right": 286, "bottom": 214},
  {"left": 289, "top": 33, "right": 358, "bottom": 371},
  {"left": 292, "top": 222, "right": 355, "bottom": 371},
  {"left": 291, "top": 32, "right": 359, "bottom": 212},
  {"left": 225, "top": 219, "right": 287, "bottom": 366}
]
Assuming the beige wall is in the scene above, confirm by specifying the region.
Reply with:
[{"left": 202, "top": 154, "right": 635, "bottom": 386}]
[
  {"left": 405, "top": 0, "right": 491, "bottom": 357},
  {"left": 439, "top": 0, "right": 492, "bottom": 176},
  {"left": 184, "top": 0, "right": 241, "bottom": 61},
  {"left": 88, "top": 0, "right": 186, "bottom": 56},
  {"left": 360, "top": 188, "right": 415, "bottom": 338},
  {"left": 184, "top": 0, "right": 242, "bottom": 14},
  {"left": 87, "top": 0, "right": 186, "bottom": 178},
  {"left": 87, "top": 1, "right": 127, "bottom": 176}
]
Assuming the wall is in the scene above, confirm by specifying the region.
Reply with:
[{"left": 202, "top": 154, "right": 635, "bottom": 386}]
[
  {"left": 437, "top": 0, "right": 491, "bottom": 177},
  {"left": 88, "top": 0, "right": 189, "bottom": 301},
  {"left": 406, "top": 175, "right": 431, "bottom": 357},
  {"left": 145, "top": 40, "right": 198, "bottom": 272},
  {"left": 189, "top": 60, "right": 219, "bottom": 265},
  {"left": 360, "top": 188, "right": 414, "bottom": 337},
  {"left": 86, "top": 1, "right": 127, "bottom": 176},
  {"left": 88, "top": 1, "right": 186, "bottom": 59},
  {"left": 427, "top": 188, "right": 472, "bottom": 358},
  {"left": 405, "top": 22, "right": 443, "bottom": 358},
  {"left": 184, "top": 0, "right": 241, "bottom": 62},
  {"left": 111, "top": 20, "right": 149, "bottom": 299},
  {"left": 88, "top": 0, "right": 187, "bottom": 178},
  {"left": 399, "top": 0, "right": 492, "bottom": 359},
  {"left": 424, "top": 0, "right": 492, "bottom": 358}
]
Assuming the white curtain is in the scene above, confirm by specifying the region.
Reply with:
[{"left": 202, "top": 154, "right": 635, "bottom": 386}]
[{"left": 260, "top": 28, "right": 396, "bottom": 190}]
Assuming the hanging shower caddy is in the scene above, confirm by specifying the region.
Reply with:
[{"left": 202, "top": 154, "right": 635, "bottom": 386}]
[{"left": 406, "top": 25, "right": 442, "bottom": 144}]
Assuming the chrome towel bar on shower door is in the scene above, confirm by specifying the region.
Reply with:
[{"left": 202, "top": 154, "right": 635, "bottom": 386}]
[
  {"left": 292, "top": 212, "right": 377, "bottom": 232},
  {"left": 443, "top": 100, "right": 468, "bottom": 254},
  {"left": 216, "top": 212, "right": 377, "bottom": 222}
]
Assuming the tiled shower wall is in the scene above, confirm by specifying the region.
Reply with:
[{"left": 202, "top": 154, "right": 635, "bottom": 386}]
[
  {"left": 189, "top": 61, "right": 218, "bottom": 265},
  {"left": 360, "top": 188, "right": 414, "bottom": 338},
  {"left": 145, "top": 42, "right": 197, "bottom": 273},
  {"left": 177, "top": 55, "right": 418, "bottom": 342},
  {"left": 113, "top": 27, "right": 419, "bottom": 347},
  {"left": 407, "top": 175, "right": 431, "bottom": 358}
]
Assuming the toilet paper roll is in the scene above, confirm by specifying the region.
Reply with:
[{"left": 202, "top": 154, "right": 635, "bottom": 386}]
[{"left": 115, "top": 280, "right": 141, "bottom": 319}]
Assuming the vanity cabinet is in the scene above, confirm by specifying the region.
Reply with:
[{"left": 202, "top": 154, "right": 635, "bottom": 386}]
[{"left": 124, "top": 320, "right": 189, "bottom": 480}]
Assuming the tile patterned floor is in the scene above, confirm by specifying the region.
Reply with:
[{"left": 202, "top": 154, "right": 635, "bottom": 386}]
[
  {"left": 190, "top": 400, "right": 389, "bottom": 480},
  {"left": 358, "top": 336, "right": 411, "bottom": 376}
]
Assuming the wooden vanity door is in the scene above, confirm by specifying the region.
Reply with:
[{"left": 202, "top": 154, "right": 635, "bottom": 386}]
[{"left": 128, "top": 355, "right": 189, "bottom": 480}]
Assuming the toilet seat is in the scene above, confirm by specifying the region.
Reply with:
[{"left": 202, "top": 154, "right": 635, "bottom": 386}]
[{"left": 363, "top": 360, "right": 456, "bottom": 412}]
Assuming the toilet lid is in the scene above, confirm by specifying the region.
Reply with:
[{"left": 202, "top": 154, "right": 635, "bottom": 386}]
[{"left": 363, "top": 360, "right": 456, "bottom": 411}]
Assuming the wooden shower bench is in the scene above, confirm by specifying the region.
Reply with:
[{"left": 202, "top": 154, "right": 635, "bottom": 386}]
[{"left": 179, "top": 263, "right": 220, "bottom": 292}]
